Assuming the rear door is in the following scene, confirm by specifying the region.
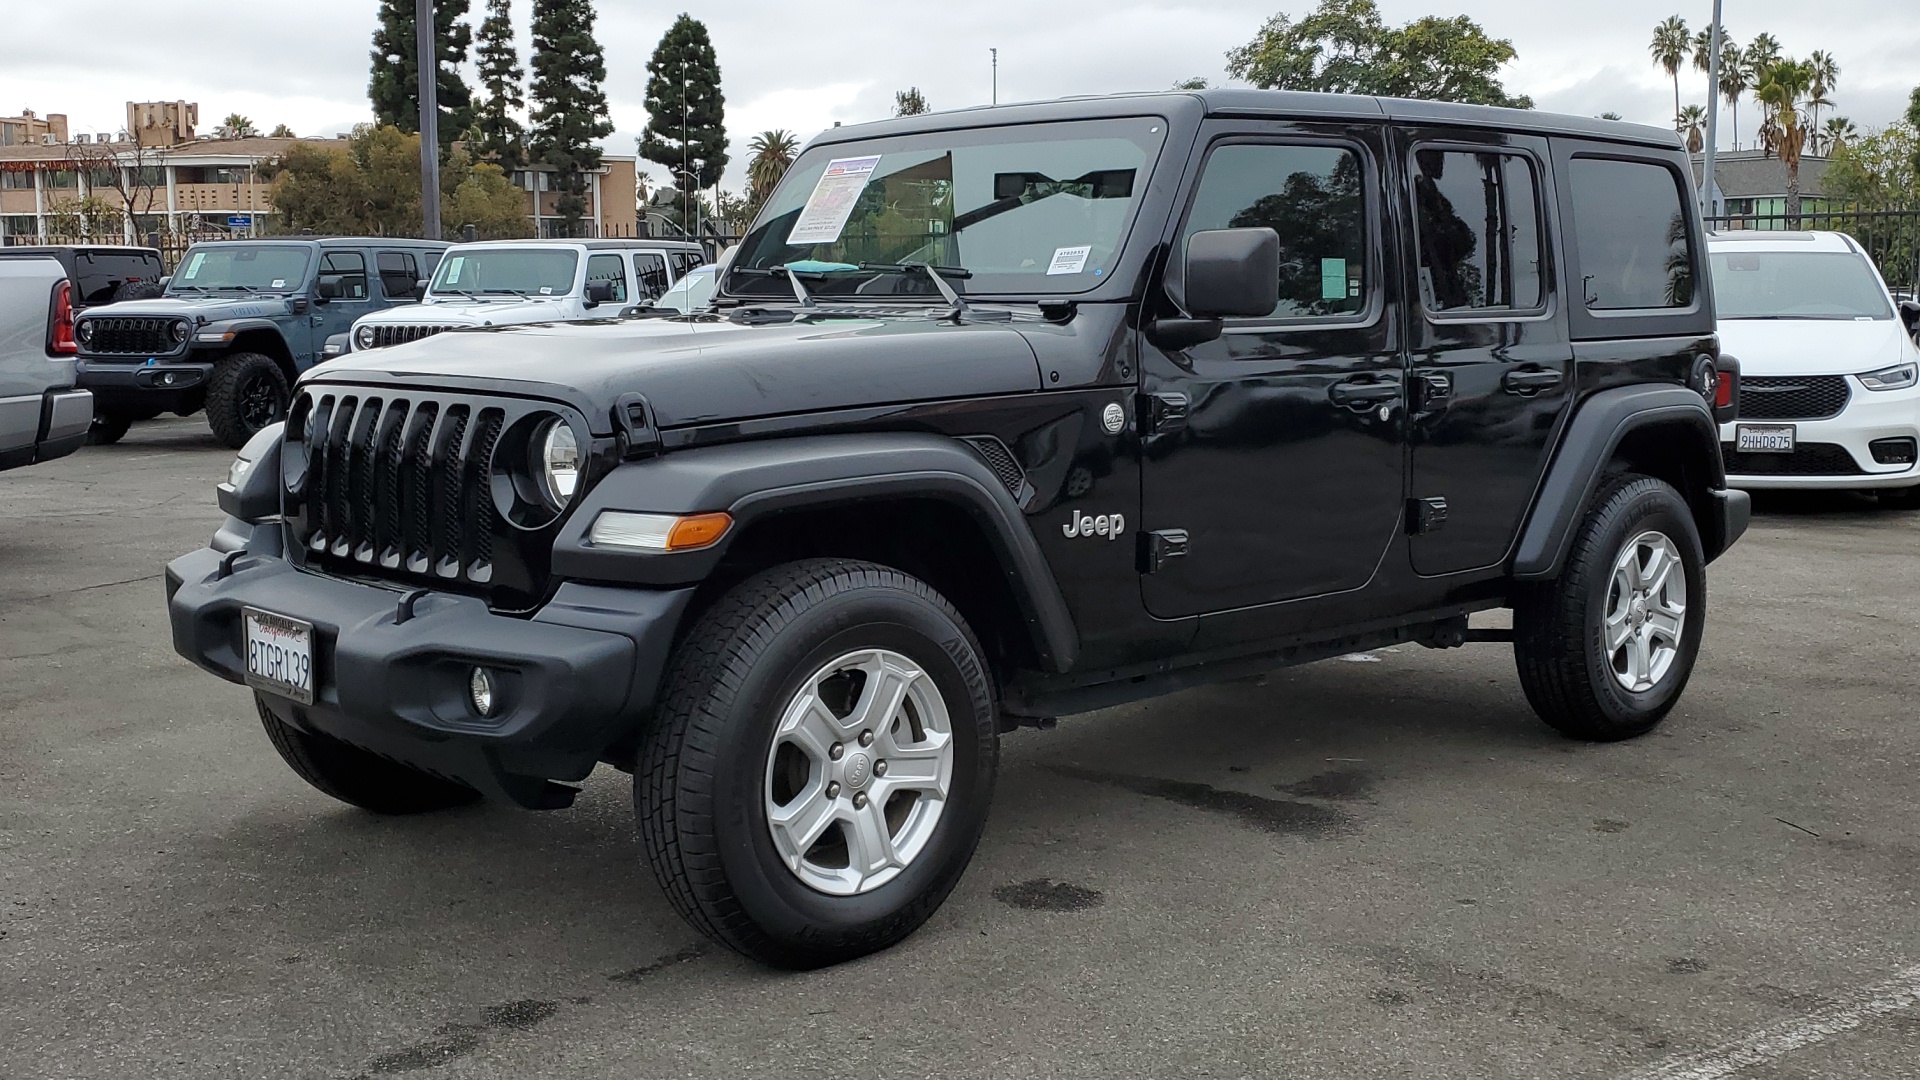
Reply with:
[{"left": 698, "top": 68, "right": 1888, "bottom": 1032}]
[
  {"left": 1397, "top": 128, "right": 1573, "bottom": 575},
  {"left": 585, "top": 252, "right": 631, "bottom": 306},
  {"left": 1138, "top": 121, "right": 1407, "bottom": 618}
]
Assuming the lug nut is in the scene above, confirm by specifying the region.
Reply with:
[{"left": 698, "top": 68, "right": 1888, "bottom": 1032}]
[
  {"left": 826, "top": 781, "right": 841, "bottom": 799},
  {"left": 858, "top": 730, "right": 874, "bottom": 747},
  {"left": 852, "top": 792, "right": 869, "bottom": 809},
  {"left": 829, "top": 743, "right": 844, "bottom": 760},
  {"left": 874, "top": 760, "right": 887, "bottom": 777}
]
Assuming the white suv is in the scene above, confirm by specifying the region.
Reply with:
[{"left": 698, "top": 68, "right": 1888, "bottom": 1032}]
[
  {"left": 339, "top": 239, "right": 705, "bottom": 354},
  {"left": 1711, "top": 230, "right": 1920, "bottom": 506}
]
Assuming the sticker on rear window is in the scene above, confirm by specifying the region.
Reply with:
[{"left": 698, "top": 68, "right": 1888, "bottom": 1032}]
[{"left": 786, "top": 156, "right": 882, "bottom": 246}]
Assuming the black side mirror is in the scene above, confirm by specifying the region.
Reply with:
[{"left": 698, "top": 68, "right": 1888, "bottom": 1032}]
[
  {"left": 1899, "top": 300, "right": 1920, "bottom": 340},
  {"left": 1148, "top": 227, "right": 1280, "bottom": 351},
  {"left": 414, "top": 278, "right": 430, "bottom": 298},
  {"left": 584, "top": 281, "right": 616, "bottom": 306},
  {"left": 314, "top": 278, "right": 339, "bottom": 302}
]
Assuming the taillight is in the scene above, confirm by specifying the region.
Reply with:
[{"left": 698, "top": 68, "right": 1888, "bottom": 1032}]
[
  {"left": 1715, "top": 373, "right": 1732, "bottom": 409},
  {"left": 50, "top": 280, "right": 76, "bottom": 355}
]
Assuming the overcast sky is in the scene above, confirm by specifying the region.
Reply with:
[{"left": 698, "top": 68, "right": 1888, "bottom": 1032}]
[{"left": 3, "top": 1, "right": 1915, "bottom": 191}]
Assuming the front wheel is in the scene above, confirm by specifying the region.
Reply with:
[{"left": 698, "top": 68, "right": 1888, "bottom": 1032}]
[
  {"left": 1513, "top": 474, "right": 1707, "bottom": 741},
  {"left": 636, "top": 559, "right": 998, "bottom": 969},
  {"left": 206, "top": 352, "right": 290, "bottom": 449},
  {"left": 87, "top": 412, "right": 133, "bottom": 446}
]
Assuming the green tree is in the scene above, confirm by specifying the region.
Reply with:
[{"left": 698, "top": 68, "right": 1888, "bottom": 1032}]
[
  {"left": 745, "top": 129, "right": 799, "bottom": 218},
  {"left": 1755, "top": 59, "right": 1815, "bottom": 219},
  {"left": 527, "top": 0, "right": 613, "bottom": 233},
  {"left": 268, "top": 123, "right": 296, "bottom": 138},
  {"left": 1807, "top": 50, "right": 1839, "bottom": 137},
  {"left": 1717, "top": 40, "right": 1748, "bottom": 150},
  {"left": 894, "top": 87, "right": 930, "bottom": 116},
  {"left": 351, "top": 123, "right": 431, "bottom": 234},
  {"left": 447, "top": 160, "right": 536, "bottom": 237},
  {"left": 215, "top": 114, "right": 259, "bottom": 139},
  {"left": 268, "top": 142, "right": 372, "bottom": 234},
  {"left": 1825, "top": 121, "right": 1916, "bottom": 207},
  {"left": 473, "top": 0, "right": 526, "bottom": 167},
  {"left": 368, "top": 0, "right": 474, "bottom": 155},
  {"left": 1816, "top": 116, "right": 1857, "bottom": 156},
  {"left": 1677, "top": 103, "right": 1707, "bottom": 152},
  {"left": 1649, "top": 16, "right": 1689, "bottom": 126},
  {"left": 1225, "top": 0, "right": 1532, "bottom": 108},
  {"left": 1173, "top": 77, "right": 1211, "bottom": 90},
  {"left": 45, "top": 195, "right": 124, "bottom": 240},
  {"left": 640, "top": 15, "right": 730, "bottom": 196},
  {"left": 1909, "top": 86, "right": 1920, "bottom": 178}
]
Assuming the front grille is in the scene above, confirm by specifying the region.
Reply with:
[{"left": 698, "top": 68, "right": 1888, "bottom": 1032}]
[
  {"left": 368, "top": 324, "right": 457, "bottom": 349},
  {"left": 83, "top": 316, "right": 179, "bottom": 355},
  {"left": 288, "top": 387, "right": 571, "bottom": 611},
  {"left": 1738, "top": 375, "right": 1850, "bottom": 420},
  {"left": 1721, "top": 442, "right": 1864, "bottom": 476}
]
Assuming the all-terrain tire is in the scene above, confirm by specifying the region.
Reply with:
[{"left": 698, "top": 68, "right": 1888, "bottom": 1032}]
[
  {"left": 206, "top": 352, "right": 290, "bottom": 449},
  {"left": 87, "top": 412, "right": 133, "bottom": 445},
  {"left": 1513, "top": 473, "right": 1707, "bottom": 741},
  {"left": 636, "top": 559, "right": 999, "bottom": 969},
  {"left": 257, "top": 695, "right": 481, "bottom": 814}
]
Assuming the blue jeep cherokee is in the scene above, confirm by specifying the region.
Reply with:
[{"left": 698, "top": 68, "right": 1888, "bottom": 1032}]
[{"left": 74, "top": 237, "right": 448, "bottom": 447}]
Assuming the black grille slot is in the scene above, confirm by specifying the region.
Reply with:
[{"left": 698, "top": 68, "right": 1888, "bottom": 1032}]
[
  {"left": 371, "top": 324, "right": 457, "bottom": 349},
  {"left": 1738, "top": 375, "right": 1850, "bottom": 420},
  {"left": 84, "top": 316, "right": 179, "bottom": 354},
  {"left": 961, "top": 436, "right": 1027, "bottom": 498},
  {"left": 1721, "top": 442, "right": 1864, "bottom": 476}
]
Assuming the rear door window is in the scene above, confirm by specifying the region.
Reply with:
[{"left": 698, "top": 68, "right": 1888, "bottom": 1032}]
[
  {"left": 376, "top": 251, "right": 419, "bottom": 300},
  {"left": 586, "top": 253, "right": 629, "bottom": 302},
  {"left": 1566, "top": 157, "right": 1694, "bottom": 310},
  {"left": 632, "top": 252, "right": 669, "bottom": 299},
  {"left": 1411, "top": 149, "right": 1545, "bottom": 313}
]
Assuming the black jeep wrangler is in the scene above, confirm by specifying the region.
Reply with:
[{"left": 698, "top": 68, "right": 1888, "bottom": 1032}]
[{"left": 166, "top": 91, "right": 1747, "bottom": 969}]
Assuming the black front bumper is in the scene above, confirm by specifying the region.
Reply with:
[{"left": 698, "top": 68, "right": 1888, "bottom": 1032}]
[
  {"left": 78, "top": 356, "right": 214, "bottom": 414},
  {"left": 166, "top": 536, "right": 693, "bottom": 807}
]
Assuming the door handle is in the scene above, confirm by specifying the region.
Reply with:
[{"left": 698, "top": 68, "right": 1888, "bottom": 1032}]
[
  {"left": 1329, "top": 378, "right": 1400, "bottom": 409},
  {"left": 1503, "top": 368, "right": 1564, "bottom": 395}
]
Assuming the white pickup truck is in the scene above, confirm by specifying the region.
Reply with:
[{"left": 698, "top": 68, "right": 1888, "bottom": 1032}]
[
  {"left": 332, "top": 238, "right": 706, "bottom": 356},
  {"left": 0, "top": 255, "right": 92, "bottom": 472}
]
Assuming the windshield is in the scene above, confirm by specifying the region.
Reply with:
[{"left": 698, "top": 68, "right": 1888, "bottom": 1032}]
[
  {"left": 658, "top": 267, "right": 715, "bottom": 313},
  {"left": 1709, "top": 249, "right": 1893, "bottom": 320},
  {"left": 728, "top": 117, "right": 1167, "bottom": 299},
  {"left": 429, "top": 249, "right": 579, "bottom": 296},
  {"left": 168, "top": 245, "right": 311, "bottom": 293}
]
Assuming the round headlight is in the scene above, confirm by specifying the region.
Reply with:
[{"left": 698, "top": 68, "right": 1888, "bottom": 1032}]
[
  {"left": 354, "top": 324, "right": 375, "bottom": 350},
  {"left": 169, "top": 319, "right": 190, "bottom": 344},
  {"left": 76, "top": 319, "right": 94, "bottom": 345},
  {"left": 536, "top": 419, "right": 580, "bottom": 508}
]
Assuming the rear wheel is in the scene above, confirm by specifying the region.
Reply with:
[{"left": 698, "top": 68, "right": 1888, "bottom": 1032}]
[
  {"left": 206, "top": 352, "right": 289, "bottom": 449},
  {"left": 257, "top": 696, "right": 481, "bottom": 814},
  {"left": 1513, "top": 474, "right": 1707, "bottom": 741},
  {"left": 636, "top": 559, "right": 998, "bottom": 969}
]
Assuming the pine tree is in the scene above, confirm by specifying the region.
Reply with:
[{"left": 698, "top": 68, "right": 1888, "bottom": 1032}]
[
  {"left": 472, "top": 0, "right": 526, "bottom": 167},
  {"left": 368, "top": 0, "right": 474, "bottom": 155},
  {"left": 894, "top": 87, "right": 930, "bottom": 117},
  {"left": 639, "top": 14, "right": 729, "bottom": 205},
  {"left": 527, "top": 0, "right": 613, "bottom": 233}
]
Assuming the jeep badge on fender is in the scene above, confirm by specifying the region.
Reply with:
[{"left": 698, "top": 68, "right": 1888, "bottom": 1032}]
[{"left": 1062, "top": 509, "right": 1126, "bottom": 539}]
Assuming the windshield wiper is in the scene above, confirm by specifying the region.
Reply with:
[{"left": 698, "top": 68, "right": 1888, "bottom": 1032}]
[{"left": 434, "top": 287, "right": 484, "bottom": 300}]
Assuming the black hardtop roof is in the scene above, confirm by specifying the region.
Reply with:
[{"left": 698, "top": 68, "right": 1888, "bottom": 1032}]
[
  {"left": 190, "top": 236, "right": 451, "bottom": 249},
  {"left": 813, "top": 89, "right": 1681, "bottom": 151}
]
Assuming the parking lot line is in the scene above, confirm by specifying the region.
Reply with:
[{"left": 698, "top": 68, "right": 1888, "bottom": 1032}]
[{"left": 1622, "top": 963, "right": 1920, "bottom": 1080}]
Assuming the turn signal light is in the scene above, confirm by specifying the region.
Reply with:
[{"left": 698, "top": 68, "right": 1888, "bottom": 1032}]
[{"left": 588, "top": 511, "right": 733, "bottom": 552}]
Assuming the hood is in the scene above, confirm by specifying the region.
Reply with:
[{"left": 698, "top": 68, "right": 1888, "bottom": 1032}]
[
  {"left": 76, "top": 294, "right": 298, "bottom": 323},
  {"left": 356, "top": 296, "right": 580, "bottom": 329},
  {"left": 309, "top": 314, "right": 1047, "bottom": 430},
  {"left": 1716, "top": 317, "right": 1919, "bottom": 376}
]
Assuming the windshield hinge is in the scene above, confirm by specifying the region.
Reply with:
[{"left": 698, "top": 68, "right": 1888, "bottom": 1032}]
[{"left": 613, "top": 392, "right": 661, "bottom": 459}]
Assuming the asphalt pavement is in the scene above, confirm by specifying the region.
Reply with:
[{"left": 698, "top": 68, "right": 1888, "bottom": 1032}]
[{"left": 3, "top": 416, "right": 1918, "bottom": 1080}]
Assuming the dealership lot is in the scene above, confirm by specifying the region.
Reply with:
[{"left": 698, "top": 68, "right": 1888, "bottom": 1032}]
[{"left": 3, "top": 418, "right": 1918, "bottom": 1080}]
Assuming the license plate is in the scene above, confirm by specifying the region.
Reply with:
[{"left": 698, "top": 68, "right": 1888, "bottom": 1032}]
[
  {"left": 243, "top": 608, "right": 314, "bottom": 704},
  {"left": 1735, "top": 424, "right": 1796, "bottom": 453}
]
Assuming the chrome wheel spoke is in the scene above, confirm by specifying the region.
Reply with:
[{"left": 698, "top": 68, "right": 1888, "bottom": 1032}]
[
  {"left": 777, "top": 693, "right": 841, "bottom": 761},
  {"left": 768, "top": 785, "right": 839, "bottom": 868},
  {"left": 851, "top": 653, "right": 918, "bottom": 736},
  {"left": 877, "top": 735, "right": 950, "bottom": 793},
  {"left": 844, "top": 799, "right": 899, "bottom": 878},
  {"left": 1647, "top": 610, "right": 1684, "bottom": 646},
  {"left": 1605, "top": 606, "right": 1635, "bottom": 651}
]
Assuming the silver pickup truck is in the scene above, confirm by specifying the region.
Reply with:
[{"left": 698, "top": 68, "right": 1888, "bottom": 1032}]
[{"left": 0, "top": 256, "right": 92, "bottom": 472}]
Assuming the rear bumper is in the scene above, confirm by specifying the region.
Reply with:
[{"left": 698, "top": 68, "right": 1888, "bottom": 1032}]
[
  {"left": 165, "top": 536, "right": 693, "bottom": 807},
  {"left": 0, "top": 387, "right": 91, "bottom": 471},
  {"left": 78, "top": 356, "right": 214, "bottom": 414}
]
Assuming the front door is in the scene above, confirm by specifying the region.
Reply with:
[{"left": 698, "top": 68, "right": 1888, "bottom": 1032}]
[
  {"left": 310, "top": 250, "right": 374, "bottom": 367},
  {"left": 1396, "top": 129, "right": 1573, "bottom": 575},
  {"left": 1140, "top": 125, "right": 1407, "bottom": 619}
]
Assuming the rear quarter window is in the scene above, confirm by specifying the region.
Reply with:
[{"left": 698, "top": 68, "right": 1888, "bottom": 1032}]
[
  {"left": 74, "top": 252, "right": 162, "bottom": 305},
  {"left": 1566, "top": 157, "right": 1694, "bottom": 311}
]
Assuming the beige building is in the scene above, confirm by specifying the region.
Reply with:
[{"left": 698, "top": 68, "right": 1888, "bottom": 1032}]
[
  {"left": 0, "top": 101, "right": 638, "bottom": 246},
  {"left": 0, "top": 109, "right": 69, "bottom": 147}
]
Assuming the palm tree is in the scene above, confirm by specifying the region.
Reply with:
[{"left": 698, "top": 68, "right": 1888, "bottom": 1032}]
[
  {"left": 1649, "top": 17, "right": 1691, "bottom": 125},
  {"left": 1819, "top": 116, "right": 1857, "bottom": 156},
  {"left": 1747, "top": 32, "right": 1783, "bottom": 145},
  {"left": 1677, "top": 104, "right": 1708, "bottom": 153},
  {"left": 1806, "top": 50, "right": 1839, "bottom": 136},
  {"left": 1754, "top": 59, "right": 1813, "bottom": 220},
  {"left": 1717, "top": 41, "right": 1748, "bottom": 150},
  {"left": 215, "top": 114, "right": 258, "bottom": 140},
  {"left": 746, "top": 130, "right": 801, "bottom": 214}
]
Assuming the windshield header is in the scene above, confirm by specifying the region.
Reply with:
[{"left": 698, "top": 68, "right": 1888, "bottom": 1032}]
[{"left": 727, "top": 117, "right": 1168, "bottom": 300}]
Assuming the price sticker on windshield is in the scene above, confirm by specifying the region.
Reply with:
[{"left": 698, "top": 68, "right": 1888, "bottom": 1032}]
[
  {"left": 786, "top": 155, "right": 882, "bottom": 246},
  {"left": 1047, "top": 245, "right": 1092, "bottom": 276}
]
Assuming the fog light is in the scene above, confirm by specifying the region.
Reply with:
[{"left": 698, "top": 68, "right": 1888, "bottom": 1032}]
[
  {"left": 469, "top": 666, "right": 498, "bottom": 718},
  {"left": 1870, "top": 437, "right": 1917, "bottom": 465},
  {"left": 163, "top": 372, "right": 177, "bottom": 385}
]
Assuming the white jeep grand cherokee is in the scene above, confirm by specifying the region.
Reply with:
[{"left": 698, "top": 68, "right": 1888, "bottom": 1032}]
[{"left": 1711, "top": 230, "right": 1920, "bottom": 506}]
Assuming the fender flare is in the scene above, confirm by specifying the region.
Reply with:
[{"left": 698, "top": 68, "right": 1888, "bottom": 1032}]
[
  {"left": 1511, "top": 385, "right": 1729, "bottom": 580},
  {"left": 550, "top": 432, "right": 1081, "bottom": 673}
]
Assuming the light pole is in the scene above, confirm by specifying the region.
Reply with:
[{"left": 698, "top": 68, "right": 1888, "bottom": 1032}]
[
  {"left": 1700, "top": 0, "right": 1724, "bottom": 222},
  {"left": 681, "top": 60, "right": 691, "bottom": 243},
  {"left": 991, "top": 48, "right": 998, "bottom": 106},
  {"left": 416, "top": 0, "right": 441, "bottom": 240}
]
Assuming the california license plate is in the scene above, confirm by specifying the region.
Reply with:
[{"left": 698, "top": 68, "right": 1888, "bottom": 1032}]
[
  {"left": 1735, "top": 424, "right": 1796, "bottom": 453},
  {"left": 243, "top": 608, "right": 314, "bottom": 704}
]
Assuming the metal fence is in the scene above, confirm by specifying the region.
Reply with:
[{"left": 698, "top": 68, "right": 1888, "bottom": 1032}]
[{"left": 1705, "top": 205, "right": 1920, "bottom": 297}]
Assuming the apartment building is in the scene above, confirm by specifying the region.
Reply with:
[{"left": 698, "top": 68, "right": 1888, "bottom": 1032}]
[
  {"left": 0, "top": 109, "right": 69, "bottom": 147},
  {"left": 0, "top": 101, "right": 638, "bottom": 245}
]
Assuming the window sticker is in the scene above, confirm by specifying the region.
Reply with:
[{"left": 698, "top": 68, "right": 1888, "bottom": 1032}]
[
  {"left": 1047, "top": 245, "right": 1092, "bottom": 276},
  {"left": 786, "top": 156, "right": 882, "bottom": 246},
  {"left": 539, "top": 286, "right": 553, "bottom": 294},
  {"left": 445, "top": 256, "right": 465, "bottom": 284},
  {"left": 271, "top": 279, "right": 286, "bottom": 288},
  {"left": 182, "top": 252, "right": 205, "bottom": 279},
  {"left": 1320, "top": 258, "right": 1348, "bottom": 300}
]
